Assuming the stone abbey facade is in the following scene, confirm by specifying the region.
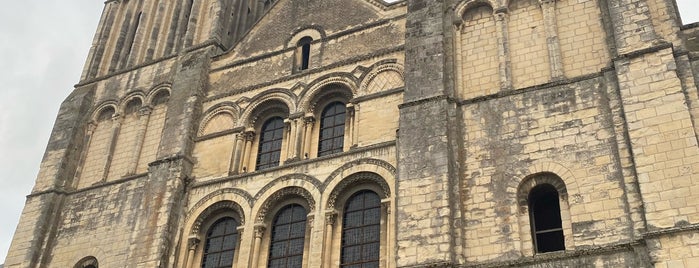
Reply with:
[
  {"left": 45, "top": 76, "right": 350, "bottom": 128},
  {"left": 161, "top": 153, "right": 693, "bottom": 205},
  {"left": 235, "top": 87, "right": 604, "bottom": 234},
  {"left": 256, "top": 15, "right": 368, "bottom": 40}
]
[{"left": 5, "top": 0, "right": 699, "bottom": 267}]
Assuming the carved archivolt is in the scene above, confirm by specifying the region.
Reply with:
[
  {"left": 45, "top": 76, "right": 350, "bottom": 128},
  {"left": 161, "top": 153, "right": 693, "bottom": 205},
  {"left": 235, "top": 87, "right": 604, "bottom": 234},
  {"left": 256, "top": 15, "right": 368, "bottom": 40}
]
[
  {"left": 298, "top": 75, "right": 356, "bottom": 113},
  {"left": 327, "top": 172, "right": 391, "bottom": 210},
  {"left": 238, "top": 91, "right": 295, "bottom": 128},
  {"left": 191, "top": 200, "right": 246, "bottom": 235},
  {"left": 324, "top": 158, "right": 396, "bottom": 186},
  {"left": 256, "top": 186, "right": 315, "bottom": 223},
  {"left": 253, "top": 173, "right": 323, "bottom": 201}
]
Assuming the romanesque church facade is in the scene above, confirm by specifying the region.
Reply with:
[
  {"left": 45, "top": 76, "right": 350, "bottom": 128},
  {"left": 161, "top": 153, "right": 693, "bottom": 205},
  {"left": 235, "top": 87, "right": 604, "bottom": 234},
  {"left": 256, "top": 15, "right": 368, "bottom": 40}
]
[{"left": 5, "top": 0, "right": 699, "bottom": 267}]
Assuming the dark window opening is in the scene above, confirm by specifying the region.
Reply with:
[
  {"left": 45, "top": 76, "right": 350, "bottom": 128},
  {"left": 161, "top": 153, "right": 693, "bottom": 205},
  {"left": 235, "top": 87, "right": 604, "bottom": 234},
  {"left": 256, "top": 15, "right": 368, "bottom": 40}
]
[
  {"left": 152, "top": 90, "right": 170, "bottom": 106},
  {"left": 202, "top": 217, "right": 240, "bottom": 268},
  {"left": 529, "top": 184, "right": 565, "bottom": 253},
  {"left": 256, "top": 117, "right": 284, "bottom": 170},
  {"left": 268, "top": 204, "right": 307, "bottom": 268},
  {"left": 296, "top": 37, "right": 312, "bottom": 71},
  {"left": 97, "top": 107, "right": 115, "bottom": 122},
  {"left": 125, "top": 98, "right": 142, "bottom": 114},
  {"left": 318, "top": 102, "right": 346, "bottom": 156},
  {"left": 341, "top": 190, "right": 381, "bottom": 267}
]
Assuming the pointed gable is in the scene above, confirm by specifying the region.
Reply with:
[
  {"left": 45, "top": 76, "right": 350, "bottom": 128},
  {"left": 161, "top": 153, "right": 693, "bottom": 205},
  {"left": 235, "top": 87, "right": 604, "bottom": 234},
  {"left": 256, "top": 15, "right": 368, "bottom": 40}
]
[{"left": 223, "top": 0, "right": 393, "bottom": 59}]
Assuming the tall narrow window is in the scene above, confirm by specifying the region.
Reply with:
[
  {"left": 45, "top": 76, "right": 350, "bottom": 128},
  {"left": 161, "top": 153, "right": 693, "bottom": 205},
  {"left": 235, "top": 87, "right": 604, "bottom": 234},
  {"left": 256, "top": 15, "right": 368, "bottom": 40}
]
[
  {"left": 318, "top": 102, "right": 345, "bottom": 156},
  {"left": 268, "top": 204, "right": 307, "bottom": 268},
  {"left": 295, "top": 37, "right": 312, "bottom": 71},
  {"left": 256, "top": 117, "right": 284, "bottom": 170},
  {"left": 341, "top": 190, "right": 381, "bottom": 267},
  {"left": 202, "top": 217, "right": 240, "bottom": 268},
  {"left": 529, "top": 184, "right": 565, "bottom": 253}
]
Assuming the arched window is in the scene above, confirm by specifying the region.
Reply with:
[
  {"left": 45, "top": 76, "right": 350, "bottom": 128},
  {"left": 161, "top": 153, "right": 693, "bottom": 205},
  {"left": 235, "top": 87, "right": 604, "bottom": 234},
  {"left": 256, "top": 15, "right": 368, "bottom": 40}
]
[
  {"left": 74, "top": 256, "right": 98, "bottom": 268},
  {"left": 256, "top": 117, "right": 285, "bottom": 170},
  {"left": 528, "top": 184, "right": 565, "bottom": 253},
  {"left": 318, "top": 102, "right": 346, "bottom": 156},
  {"left": 268, "top": 204, "right": 307, "bottom": 268},
  {"left": 152, "top": 90, "right": 170, "bottom": 106},
  {"left": 125, "top": 98, "right": 142, "bottom": 114},
  {"left": 97, "top": 107, "right": 115, "bottom": 122},
  {"left": 295, "top": 37, "right": 312, "bottom": 72},
  {"left": 202, "top": 217, "right": 240, "bottom": 268},
  {"left": 341, "top": 190, "right": 381, "bottom": 267}
]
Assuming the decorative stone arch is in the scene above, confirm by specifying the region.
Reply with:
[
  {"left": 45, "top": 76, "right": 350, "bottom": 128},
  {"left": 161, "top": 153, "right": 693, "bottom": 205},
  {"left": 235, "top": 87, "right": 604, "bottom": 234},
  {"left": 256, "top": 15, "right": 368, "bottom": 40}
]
[
  {"left": 198, "top": 102, "right": 241, "bottom": 136},
  {"left": 253, "top": 173, "right": 323, "bottom": 201},
  {"left": 285, "top": 25, "right": 326, "bottom": 49},
  {"left": 516, "top": 172, "right": 568, "bottom": 209},
  {"left": 513, "top": 170, "right": 575, "bottom": 255},
  {"left": 508, "top": 161, "right": 576, "bottom": 197},
  {"left": 118, "top": 91, "right": 146, "bottom": 112},
  {"left": 326, "top": 171, "right": 391, "bottom": 210},
  {"left": 186, "top": 188, "right": 255, "bottom": 222},
  {"left": 321, "top": 161, "right": 396, "bottom": 268},
  {"left": 454, "top": 0, "right": 499, "bottom": 23},
  {"left": 74, "top": 256, "right": 99, "bottom": 268},
  {"left": 91, "top": 101, "right": 119, "bottom": 122},
  {"left": 255, "top": 186, "right": 316, "bottom": 224},
  {"left": 297, "top": 75, "right": 357, "bottom": 114},
  {"left": 190, "top": 200, "right": 246, "bottom": 235},
  {"left": 323, "top": 158, "right": 396, "bottom": 187},
  {"left": 178, "top": 188, "right": 253, "bottom": 267},
  {"left": 238, "top": 90, "right": 295, "bottom": 129},
  {"left": 145, "top": 84, "right": 172, "bottom": 106},
  {"left": 357, "top": 62, "right": 405, "bottom": 96}
]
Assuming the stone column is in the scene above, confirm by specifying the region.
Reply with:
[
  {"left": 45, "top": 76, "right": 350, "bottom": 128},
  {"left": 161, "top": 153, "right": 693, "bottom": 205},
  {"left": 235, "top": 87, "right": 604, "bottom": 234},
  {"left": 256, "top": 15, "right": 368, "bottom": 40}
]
[
  {"left": 229, "top": 130, "right": 244, "bottom": 175},
  {"left": 539, "top": 0, "right": 564, "bottom": 79},
  {"left": 293, "top": 117, "right": 304, "bottom": 161},
  {"left": 282, "top": 118, "right": 293, "bottom": 164},
  {"left": 185, "top": 236, "right": 200, "bottom": 268},
  {"left": 303, "top": 115, "right": 315, "bottom": 158},
  {"left": 101, "top": 113, "right": 122, "bottom": 181},
  {"left": 72, "top": 122, "right": 97, "bottom": 188},
  {"left": 250, "top": 224, "right": 266, "bottom": 268},
  {"left": 494, "top": 8, "right": 513, "bottom": 90},
  {"left": 322, "top": 211, "right": 337, "bottom": 268},
  {"left": 240, "top": 130, "right": 255, "bottom": 173},
  {"left": 126, "top": 106, "right": 152, "bottom": 175},
  {"left": 348, "top": 104, "right": 358, "bottom": 148}
]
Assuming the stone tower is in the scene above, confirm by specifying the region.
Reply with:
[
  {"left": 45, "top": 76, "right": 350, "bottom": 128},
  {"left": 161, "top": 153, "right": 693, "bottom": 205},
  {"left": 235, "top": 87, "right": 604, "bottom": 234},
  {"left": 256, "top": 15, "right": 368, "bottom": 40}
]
[{"left": 5, "top": 0, "right": 699, "bottom": 267}]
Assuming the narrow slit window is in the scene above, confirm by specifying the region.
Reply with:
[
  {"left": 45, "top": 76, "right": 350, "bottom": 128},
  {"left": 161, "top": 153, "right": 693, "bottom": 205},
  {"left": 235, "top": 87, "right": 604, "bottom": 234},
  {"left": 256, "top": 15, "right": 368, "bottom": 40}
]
[
  {"left": 296, "top": 37, "right": 312, "bottom": 71},
  {"left": 529, "top": 184, "right": 565, "bottom": 253}
]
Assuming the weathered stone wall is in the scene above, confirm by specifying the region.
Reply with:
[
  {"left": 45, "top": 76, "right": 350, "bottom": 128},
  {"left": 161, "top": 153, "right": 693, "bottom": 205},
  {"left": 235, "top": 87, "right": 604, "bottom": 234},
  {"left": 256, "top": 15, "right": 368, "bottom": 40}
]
[{"left": 459, "top": 76, "right": 634, "bottom": 263}]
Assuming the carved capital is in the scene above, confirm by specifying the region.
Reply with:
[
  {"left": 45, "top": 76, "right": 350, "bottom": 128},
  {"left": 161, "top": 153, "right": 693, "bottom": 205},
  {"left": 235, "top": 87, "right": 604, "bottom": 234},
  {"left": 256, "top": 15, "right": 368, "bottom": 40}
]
[
  {"left": 188, "top": 236, "right": 201, "bottom": 250},
  {"left": 325, "top": 210, "right": 338, "bottom": 225},
  {"left": 244, "top": 131, "right": 256, "bottom": 141},
  {"left": 254, "top": 224, "right": 266, "bottom": 238},
  {"left": 138, "top": 106, "right": 153, "bottom": 116}
]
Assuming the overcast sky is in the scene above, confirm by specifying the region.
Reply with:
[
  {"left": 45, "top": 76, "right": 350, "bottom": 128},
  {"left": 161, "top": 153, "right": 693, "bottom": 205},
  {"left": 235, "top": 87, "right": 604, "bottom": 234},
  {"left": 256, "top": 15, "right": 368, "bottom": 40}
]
[{"left": 1, "top": 0, "right": 698, "bottom": 264}]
